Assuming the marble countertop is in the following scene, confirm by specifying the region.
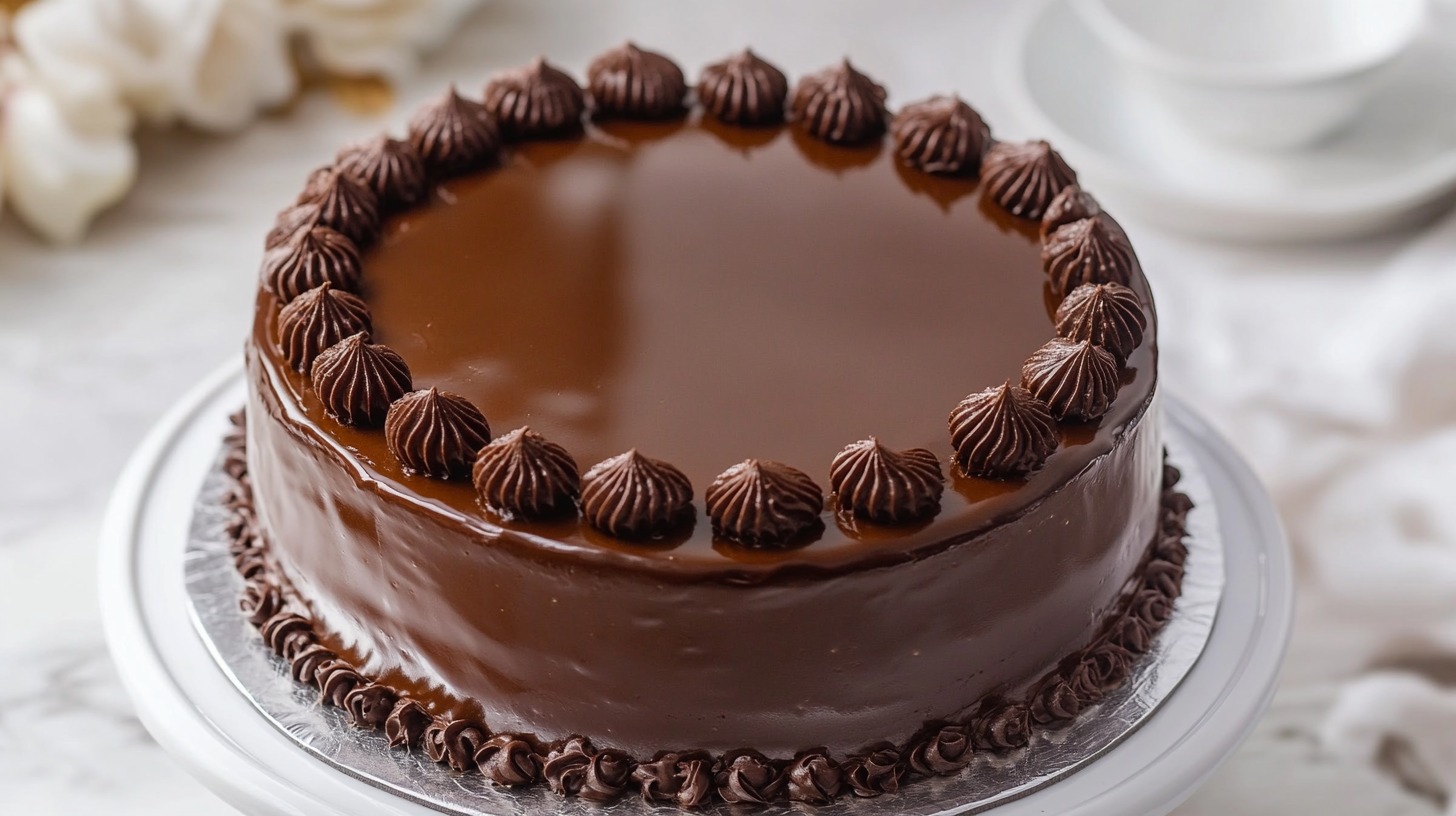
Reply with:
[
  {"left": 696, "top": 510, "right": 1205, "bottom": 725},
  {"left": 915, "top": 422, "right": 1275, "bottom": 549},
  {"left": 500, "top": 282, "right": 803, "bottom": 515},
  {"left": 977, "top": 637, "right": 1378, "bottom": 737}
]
[{"left": 1, "top": 1, "right": 1449, "bottom": 813}]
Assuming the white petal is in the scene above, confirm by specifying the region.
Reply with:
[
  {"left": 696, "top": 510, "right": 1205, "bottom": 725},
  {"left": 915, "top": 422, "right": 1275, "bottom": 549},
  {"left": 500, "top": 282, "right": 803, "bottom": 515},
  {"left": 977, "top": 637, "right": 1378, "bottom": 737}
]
[
  {"left": 287, "top": 0, "right": 481, "bottom": 80},
  {"left": 2, "top": 84, "right": 137, "bottom": 243}
]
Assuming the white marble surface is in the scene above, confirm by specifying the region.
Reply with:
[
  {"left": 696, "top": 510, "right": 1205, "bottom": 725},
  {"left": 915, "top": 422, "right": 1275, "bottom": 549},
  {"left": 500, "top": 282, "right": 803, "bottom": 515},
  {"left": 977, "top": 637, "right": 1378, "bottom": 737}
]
[{"left": 1, "top": 1, "right": 1452, "bottom": 813}]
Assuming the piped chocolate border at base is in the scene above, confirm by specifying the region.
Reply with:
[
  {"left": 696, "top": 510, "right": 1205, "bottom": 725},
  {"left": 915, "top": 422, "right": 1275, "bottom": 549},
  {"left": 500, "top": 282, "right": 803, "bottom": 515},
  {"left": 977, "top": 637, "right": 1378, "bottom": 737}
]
[{"left": 220, "top": 409, "right": 1192, "bottom": 808}]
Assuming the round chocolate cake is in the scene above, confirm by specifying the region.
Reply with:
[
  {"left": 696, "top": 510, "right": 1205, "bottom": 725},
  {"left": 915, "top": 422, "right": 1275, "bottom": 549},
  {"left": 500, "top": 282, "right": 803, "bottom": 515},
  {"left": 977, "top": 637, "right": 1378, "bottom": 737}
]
[{"left": 230, "top": 43, "right": 1191, "bottom": 807}]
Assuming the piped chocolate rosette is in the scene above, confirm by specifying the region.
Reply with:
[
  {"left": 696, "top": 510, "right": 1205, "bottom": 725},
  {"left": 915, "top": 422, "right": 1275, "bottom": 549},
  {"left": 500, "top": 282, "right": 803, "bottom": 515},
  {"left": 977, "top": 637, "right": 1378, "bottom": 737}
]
[{"left": 242, "top": 43, "right": 1185, "bottom": 808}]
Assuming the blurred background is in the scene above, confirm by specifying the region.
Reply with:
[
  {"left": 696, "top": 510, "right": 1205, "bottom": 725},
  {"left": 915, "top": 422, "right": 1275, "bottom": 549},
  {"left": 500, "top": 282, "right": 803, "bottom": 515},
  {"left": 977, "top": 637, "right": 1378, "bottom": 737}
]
[{"left": 4, "top": 0, "right": 1456, "bottom": 813}]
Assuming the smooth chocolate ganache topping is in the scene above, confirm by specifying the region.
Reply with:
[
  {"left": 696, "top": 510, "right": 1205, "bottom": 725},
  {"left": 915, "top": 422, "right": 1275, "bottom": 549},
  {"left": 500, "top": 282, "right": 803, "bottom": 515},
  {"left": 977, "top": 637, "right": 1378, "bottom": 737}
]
[
  {"left": 407, "top": 85, "right": 502, "bottom": 178},
  {"left": 484, "top": 57, "right": 587, "bottom": 139},
  {"left": 981, "top": 139, "right": 1077, "bottom": 220},
  {"left": 948, "top": 383, "right": 1059, "bottom": 478},
  {"left": 297, "top": 166, "right": 381, "bottom": 247},
  {"left": 1042, "top": 213, "right": 1136, "bottom": 296},
  {"left": 586, "top": 43, "right": 688, "bottom": 120},
  {"left": 704, "top": 459, "right": 825, "bottom": 547},
  {"left": 1041, "top": 183, "right": 1102, "bottom": 237},
  {"left": 891, "top": 96, "right": 990, "bottom": 176},
  {"left": 336, "top": 135, "right": 428, "bottom": 211},
  {"left": 1055, "top": 282, "right": 1147, "bottom": 361},
  {"left": 829, "top": 438, "right": 944, "bottom": 524},
  {"left": 791, "top": 59, "right": 888, "bottom": 145},
  {"left": 697, "top": 49, "right": 789, "bottom": 126},
  {"left": 471, "top": 426, "right": 581, "bottom": 520},
  {"left": 309, "top": 333, "right": 413, "bottom": 427},
  {"left": 1021, "top": 338, "right": 1121, "bottom": 422},
  {"left": 580, "top": 450, "right": 694, "bottom": 539},
  {"left": 384, "top": 388, "right": 492, "bottom": 480},
  {"left": 275, "top": 282, "right": 372, "bottom": 372},
  {"left": 261, "top": 225, "right": 361, "bottom": 303}
]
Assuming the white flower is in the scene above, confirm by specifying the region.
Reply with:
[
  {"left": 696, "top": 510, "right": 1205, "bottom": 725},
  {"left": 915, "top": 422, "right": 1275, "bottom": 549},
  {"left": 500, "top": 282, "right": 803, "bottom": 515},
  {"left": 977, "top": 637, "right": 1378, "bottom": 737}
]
[
  {"left": 14, "top": 0, "right": 297, "bottom": 133},
  {"left": 285, "top": 0, "right": 481, "bottom": 80},
  {"left": 0, "top": 54, "right": 137, "bottom": 243}
]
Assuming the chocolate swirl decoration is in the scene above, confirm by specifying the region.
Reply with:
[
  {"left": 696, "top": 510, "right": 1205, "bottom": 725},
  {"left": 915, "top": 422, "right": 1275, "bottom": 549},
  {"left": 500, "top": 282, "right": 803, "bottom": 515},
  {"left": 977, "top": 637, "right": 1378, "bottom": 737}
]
[
  {"left": 484, "top": 57, "right": 587, "bottom": 139},
  {"left": 335, "top": 135, "right": 427, "bottom": 211},
  {"left": 385, "top": 699, "right": 431, "bottom": 749},
  {"left": 1030, "top": 675, "right": 1084, "bottom": 725},
  {"left": 971, "top": 702, "right": 1030, "bottom": 752},
  {"left": 906, "top": 725, "right": 971, "bottom": 776},
  {"left": 705, "top": 459, "right": 824, "bottom": 546},
  {"left": 891, "top": 95, "right": 990, "bottom": 176},
  {"left": 829, "top": 438, "right": 944, "bottom": 524},
  {"left": 261, "top": 225, "right": 361, "bottom": 304},
  {"left": 260, "top": 613, "right": 313, "bottom": 659},
  {"left": 424, "top": 718, "right": 488, "bottom": 772},
  {"left": 407, "top": 85, "right": 502, "bottom": 179},
  {"left": 276, "top": 282, "right": 371, "bottom": 373},
  {"left": 580, "top": 748, "right": 635, "bottom": 803},
  {"left": 384, "top": 388, "right": 492, "bottom": 480},
  {"left": 580, "top": 450, "right": 693, "bottom": 539},
  {"left": 785, "top": 751, "right": 844, "bottom": 804},
  {"left": 981, "top": 139, "right": 1078, "bottom": 220},
  {"left": 316, "top": 659, "right": 364, "bottom": 709},
  {"left": 1021, "top": 338, "right": 1121, "bottom": 422},
  {"left": 297, "top": 166, "right": 381, "bottom": 248},
  {"left": 1041, "top": 183, "right": 1102, "bottom": 237},
  {"left": 586, "top": 43, "right": 688, "bottom": 120},
  {"left": 698, "top": 49, "right": 789, "bottom": 126},
  {"left": 264, "top": 202, "right": 324, "bottom": 251},
  {"left": 238, "top": 579, "right": 282, "bottom": 625},
  {"left": 474, "top": 734, "right": 544, "bottom": 787},
  {"left": 1055, "top": 282, "right": 1147, "bottom": 362},
  {"left": 791, "top": 59, "right": 888, "bottom": 145},
  {"left": 716, "top": 753, "right": 786, "bottom": 805},
  {"left": 1042, "top": 214, "right": 1136, "bottom": 297},
  {"left": 843, "top": 744, "right": 905, "bottom": 797},
  {"left": 633, "top": 753, "right": 715, "bottom": 807},
  {"left": 948, "top": 382, "right": 1059, "bottom": 479},
  {"left": 343, "top": 684, "right": 398, "bottom": 729},
  {"left": 543, "top": 737, "right": 594, "bottom": 796},
  {"left": 471, "top": 426, "right": 580, "bottom": 520},
  {"left": 289, "top": 643, "right": 335, "bottom": 686},
  {"left": 309, "top": 333, "right": 413, "bottom": 427}
]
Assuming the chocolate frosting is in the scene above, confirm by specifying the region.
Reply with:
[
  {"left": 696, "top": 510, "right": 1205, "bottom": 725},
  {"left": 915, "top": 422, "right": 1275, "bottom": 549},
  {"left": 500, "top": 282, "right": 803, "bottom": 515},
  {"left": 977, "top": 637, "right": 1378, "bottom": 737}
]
[
  {"left": 385, "top": 699, "right": 431, "bottom": 749},
  {"left": 891, "top": 96, "right": 989, "bottom": 176},
  {"left": 633, "top": 753, "right": 716, "bottom": 807},
  {"left": 580, "top": 450, "right": 693, "bottom": 539},
  {"left": 1021, "top": 338, "right": 1121, "bottom": 421},
  {"left": 586, "top": 43, "right": 687, "bottom": 120},
  {"left": 716, "top": 753, "right": 785, "bottom": 805},
  {"left": 704, "top": 459, "right": 824, "bottom": 546},
  {"left": 829, "top": 438, "right": 944, "bottom": 524},
  {"left": 543, "top": 737, "right": 594, "bottom": 796},
  {"left": 336, "top": 136, "right": 428, "bottom": 211},
  {"left": 424, "top": 718, "right": 488, "bottom": 772},
  {"left": 697, "top": 49, "right": 789, "bottom": 126},
  {"left": 474, "top": 734, "right": 544, "bottom": 786},
  {"left": 947, "top": 383, "right": 1058, "bottom": 478},
  {"left": 791, "top": 60, "right": 888, "bottom": 145},
  {"left": 1041, "top": 183, "right": 1102, "bottom": 237},
  {"left": 238, "top": 579, "right": 281, "bottom": 625},
  {"left": 1042, "top": 214, "right": 1136, "bottom": 297},
  {"left": 981, "top": 139, "right": 1077, "bottom": 220},
  {"left": 316, "top": 658, "right": 364, "bottom": 708},
  {"left": 309, "top": 333, "right": 412, "bottom": 427},
  {"left": 484, "top": 57, "right": 586, "bottom": 139},
  {"left": 261, "top": 226, "right": 361, "bottom": 304},
  {"left": 260, "top": 613, "right": 312, "bottom": 658},
  {"left": 264, "top": 202, "right": 323, "bottom": 251},
  {"left": 344, "top": 683, "right": 398, "bottom": 729},
  {"left": 843, "top": 745, "right": 905, "bottom": 797},
  {"left": 471, "top": 426, "right": 580, "bottom": 520},
  {"left": 907, "top": 725, "right": 971, "bottom": 775},
  {"left": 1030, "top": 677, "right": 1083, "bottom": 725},
  {"left": 383, "top": 388, "right": 492, "bottom": 480},
  {"left": 289, "top": 643, "right": 335, "bottom": 685},
  {"left": 276, "top": 282, "right": 371, "bottom": 372},
  {"left": 297, "top": 167, "right": 380, "bottom": 247},
  {"left": 407, "top": 86, "right": 502, "bottom": 178},
  {"left": 786, "top": 752, "right": 844, "bottom": 804},
  {"left": 1055, "top": 282, "right": 1147, "bottom": 361},
  {"left": 972, "top": 703, "right": 1030, "bottom": 752},
  {"left": 581, "top": 749, "right": 635, "bottom": 802}
]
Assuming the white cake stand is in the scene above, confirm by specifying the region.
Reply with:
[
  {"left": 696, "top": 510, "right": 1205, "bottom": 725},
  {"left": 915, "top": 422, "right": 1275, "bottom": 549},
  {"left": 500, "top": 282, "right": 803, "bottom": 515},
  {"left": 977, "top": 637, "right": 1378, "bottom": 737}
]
[{"left": 100, "top": 360, "right": 1293, "bottom": 816}]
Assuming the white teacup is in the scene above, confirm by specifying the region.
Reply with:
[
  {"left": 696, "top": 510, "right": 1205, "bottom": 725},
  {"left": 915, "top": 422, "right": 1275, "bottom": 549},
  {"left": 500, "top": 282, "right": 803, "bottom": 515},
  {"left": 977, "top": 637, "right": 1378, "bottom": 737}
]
[{"left": 1072, "top": 0, "right": 1426, "bottom": 150}]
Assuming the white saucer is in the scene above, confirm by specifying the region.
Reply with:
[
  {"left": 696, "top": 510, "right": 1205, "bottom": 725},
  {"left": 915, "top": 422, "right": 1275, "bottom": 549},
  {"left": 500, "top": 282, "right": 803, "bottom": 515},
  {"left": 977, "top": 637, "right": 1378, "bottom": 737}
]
[
  {"left": 99, "top": 359, "right": 1293, "bottom": 816},
  {"left": 999, "top": 0, "right": 1456, "bottom": 241}
]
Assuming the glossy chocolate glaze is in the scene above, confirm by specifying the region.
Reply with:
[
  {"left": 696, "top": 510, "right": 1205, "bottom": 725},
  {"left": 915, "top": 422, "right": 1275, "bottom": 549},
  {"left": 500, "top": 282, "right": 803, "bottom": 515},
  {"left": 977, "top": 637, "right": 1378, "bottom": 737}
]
[{"left": 247, "top": 113, "right": 1161, "bottom": 757}]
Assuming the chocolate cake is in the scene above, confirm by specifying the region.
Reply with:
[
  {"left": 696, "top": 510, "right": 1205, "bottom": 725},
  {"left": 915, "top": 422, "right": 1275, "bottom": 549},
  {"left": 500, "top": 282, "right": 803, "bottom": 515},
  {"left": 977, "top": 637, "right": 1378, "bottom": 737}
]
[{"left": 230, "top": 44, "right": 1192, "bottom": 807}]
